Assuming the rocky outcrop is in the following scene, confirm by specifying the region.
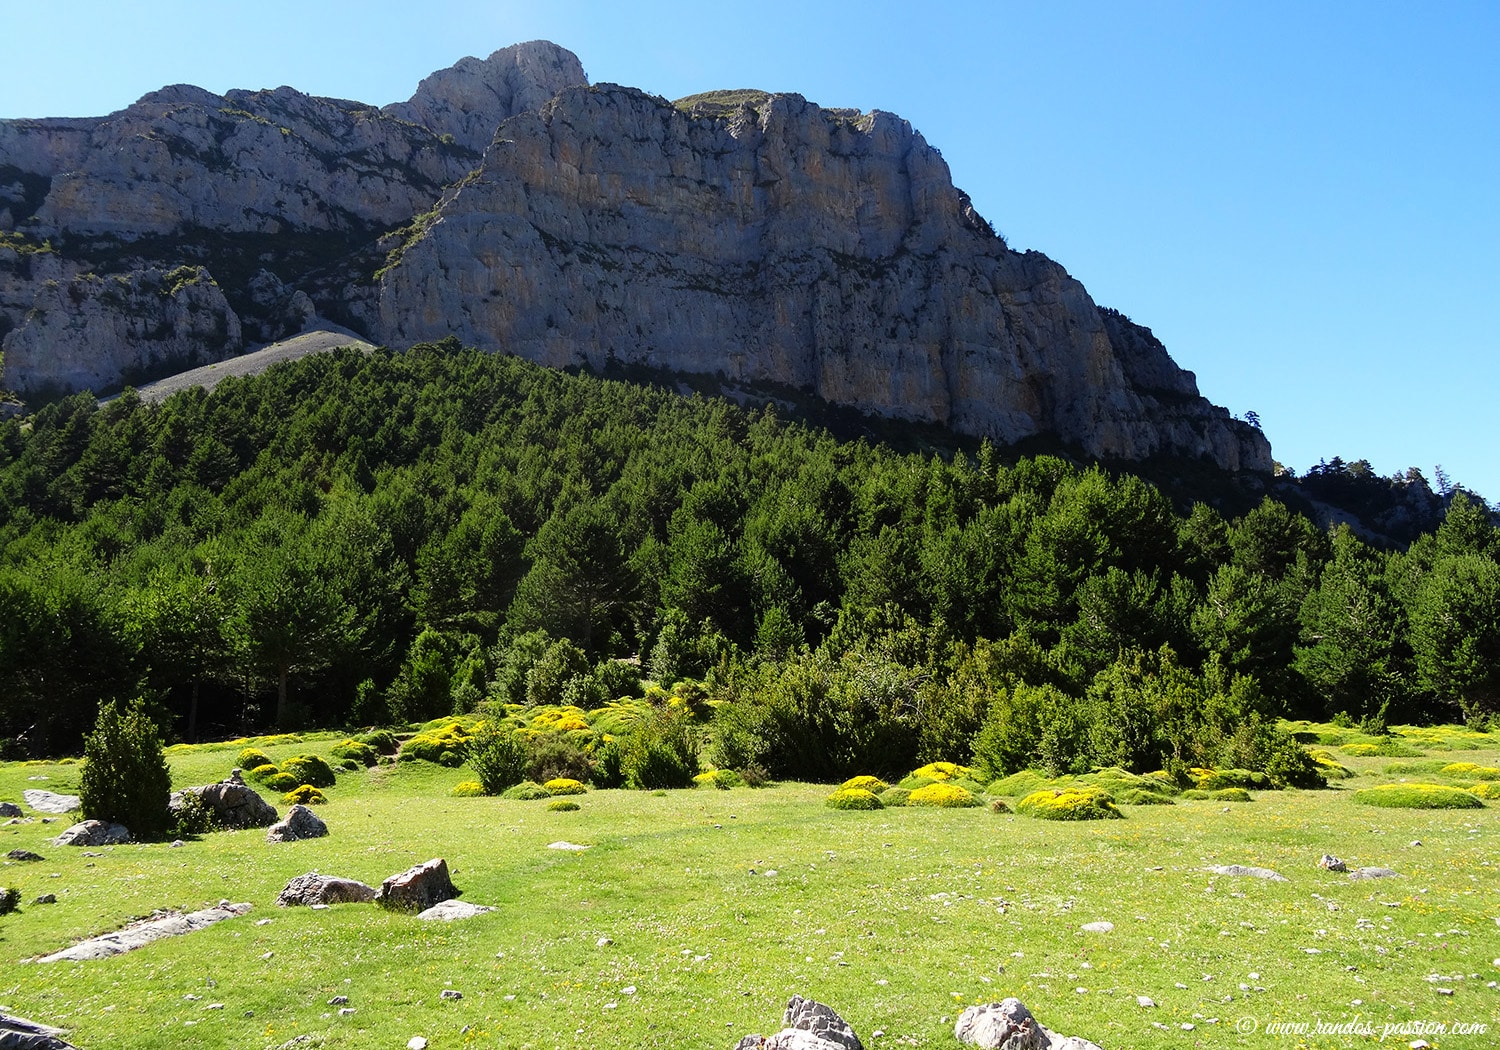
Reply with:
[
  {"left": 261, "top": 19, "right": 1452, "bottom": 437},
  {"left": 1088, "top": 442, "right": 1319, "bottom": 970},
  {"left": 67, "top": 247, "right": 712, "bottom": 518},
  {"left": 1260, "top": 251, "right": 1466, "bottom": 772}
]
[
  {"left": 21, "top": 790, "right": 80, "bottom": 814},
  {"left": 266, "top": 804, "right": 328, "bottom": 843},
  {"left": 35, "top": 901, "right": 251, "bottom": 963},
  {"left": 734, "top": 995, "right": 864, "bottom": 1050},
  {"left": 276, "top": 873, "right": 377, "bottom": 907},
  {"left": 171, "top": 773, "right": 278, "bottom": 829},
  {"left": 955, "top": 1000, "right": 1102, "bottom": 1050},
  {"left": 374, "top": 857, "right": 460, "bottom": 913},
  {"left": 376, "top": 85, "right": 1269, "bottom": 470},
  {"left": 0, "top": 1010, "right": 79, "bottom": 1050},
  {"left": 384, "top": 41, "right": 588, "bottom": 154},
  {"left": 52, "top": 820, "right": 129, "bottom": 847},
  {"left": 2, "top": 266, "right": 240, "bottom": 395}
]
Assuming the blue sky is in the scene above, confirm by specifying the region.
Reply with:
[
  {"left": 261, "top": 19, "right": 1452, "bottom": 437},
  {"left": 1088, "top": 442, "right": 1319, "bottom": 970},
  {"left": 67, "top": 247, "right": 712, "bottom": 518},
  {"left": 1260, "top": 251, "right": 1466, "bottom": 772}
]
[{"left": 4, "top": 1, "right": 1496, "bottom": 500}]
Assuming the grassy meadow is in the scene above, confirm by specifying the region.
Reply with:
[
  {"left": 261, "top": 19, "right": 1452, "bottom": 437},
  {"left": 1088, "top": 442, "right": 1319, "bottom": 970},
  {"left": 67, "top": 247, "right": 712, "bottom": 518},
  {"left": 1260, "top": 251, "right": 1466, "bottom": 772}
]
[{"left": 0, "top": 725, "right": 1497, "bottom": 1050}]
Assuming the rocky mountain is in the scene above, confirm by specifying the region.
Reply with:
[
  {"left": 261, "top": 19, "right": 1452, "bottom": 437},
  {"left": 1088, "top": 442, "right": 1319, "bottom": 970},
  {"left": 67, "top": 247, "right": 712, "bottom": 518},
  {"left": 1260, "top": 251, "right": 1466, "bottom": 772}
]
[{"left": 0, "top": 42, "right": 1270, "bottom": 471}]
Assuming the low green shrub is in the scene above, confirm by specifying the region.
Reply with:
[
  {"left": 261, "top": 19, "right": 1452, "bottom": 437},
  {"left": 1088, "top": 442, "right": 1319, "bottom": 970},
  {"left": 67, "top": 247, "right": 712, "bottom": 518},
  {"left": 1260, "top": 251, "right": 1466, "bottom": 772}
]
[
  {"left": 502, "top": 781, "right": 552, "bottom": 801},
  {"left": 265, "top": 772, "right": 299, "bottom": 792},
  {"left": 1078, "top": 767, "right": 1178, "bottom": 797},
  {"left": 909, "top": 762, "right": 972, "bottom": 782},
  {"left": 907, "top": 783, "right": 980, "bottom": 808},
  {"left": 896, "top": 774, "right": 937, "bottom": 791},
  {"left": 1381, "top": 760, "right": 1449, "bottom": 775},
  {"left": 400, "top": 722, "right": 476, "bottom": 764},
  {"left": 1116, "top": 788, "right": 1175, "bottom": 805},
  {"left": 337, "top": 758, "right": 361, "bottom": 771},
  {"left": 592, "top": 738, "right": 627, "bottom": 789},
  {"left": 1340, "top": 740, "right": 1423, "bottom": 758},
  {"left": 1195, "top": 768, "right": 1271, "bottom": 791},
  {"left": 826, "top": 788, "right": 884, "bottom": 810},
  {"left": 1468, "top": 781, "right": 1500, "bottom": 800},
  {"left": 622, "top": 708, "right": 699, "bottom": 790},
  {"left": 248, "top": 763, "right": 281, "bottom": 784},
  {"left": 1212, "top": 787, "right": 1253, "bottom": 802},
  {"left": 986, "top": 770, "right": 1051, "bottom": 797},
  {"left": 1016, "top": 787, "right": 1123, "bottom": 820},
  {"left": 840, "top": 775, "right": 888, "bottom": 793},
  {"left": 1440, "top": 762, "right": 1500, "bottom": 778},
  {"left": 1179, "top": 789, "right": 1213, "bottom": 800},
  {"left": 80, "top": 700, "right": 173, "bottom": 841},
  {"left": 547, "top": 799, "right": 581, "bottom": 812},
  {"left": 238, "top": 748, "right": 273, "bottom": 770},
  {"left": 282, "top": 785, "right": 327, "bottom": 805},
  {"left": 279, "top": 755, "right": 336, "bottom": 788},
  {"left": 451, "top": 780, "right": 486, "bottom": 797},
  {"left": 525, "top": 731, "right": 594, "bottom": 784},
  {"left": 172, "top": 791, "right": 218, "bottom": 836},
  {"left": 330, "top": 740, "right": 379, "bottom": 766},
  {"left": 693, "top": 769, "right": 742, "bottom": 790},
  {"left": 545, "top": 778, "right": 586, "bottom": 796},
  {"left": 878, "top": 786, "right": 911, "bottom": 807},
  {"left": 356, "top": 729, "right": 400, "bottom": 754},
  {"left": 464, "top": 721, "right": 528, "bottom": 795},
  {"left": 1308, "top": 750, "right": 1356, "bottom": 779},
  {"left": 952, "top": 777, "right": 990, "bottom": 797},
  {"left": 1352, "top": 783, "right": 1484, "bottom": 809}
]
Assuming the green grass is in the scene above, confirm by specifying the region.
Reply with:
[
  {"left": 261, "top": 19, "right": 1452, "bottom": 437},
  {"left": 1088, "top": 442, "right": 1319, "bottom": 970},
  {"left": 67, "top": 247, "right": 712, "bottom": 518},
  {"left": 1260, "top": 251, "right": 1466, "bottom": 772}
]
[{"left": 0, "top": 730, "right": 1496, "bottom": 1049}]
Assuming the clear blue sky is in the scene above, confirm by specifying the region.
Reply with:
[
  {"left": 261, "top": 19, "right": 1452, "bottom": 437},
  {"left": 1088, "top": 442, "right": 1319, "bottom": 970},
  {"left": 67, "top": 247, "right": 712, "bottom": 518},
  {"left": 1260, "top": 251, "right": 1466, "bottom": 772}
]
[{"left": 4, "top": 1, "right": 1497, "bottom": 500}]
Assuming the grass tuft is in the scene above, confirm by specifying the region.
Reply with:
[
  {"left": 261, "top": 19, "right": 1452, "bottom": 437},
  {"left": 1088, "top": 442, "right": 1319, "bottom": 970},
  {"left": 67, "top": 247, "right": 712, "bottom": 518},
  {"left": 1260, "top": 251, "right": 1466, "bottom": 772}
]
[{"left": 1352, "top": 783, "right": 1485, "bottom": 809}]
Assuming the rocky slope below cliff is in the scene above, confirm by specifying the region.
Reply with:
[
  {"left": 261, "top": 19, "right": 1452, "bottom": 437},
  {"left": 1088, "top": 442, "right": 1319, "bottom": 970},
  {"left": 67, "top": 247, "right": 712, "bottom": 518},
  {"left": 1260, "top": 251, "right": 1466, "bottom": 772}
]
[{"left": 1, "top": 43, "right": 1269, "bottom": 472}]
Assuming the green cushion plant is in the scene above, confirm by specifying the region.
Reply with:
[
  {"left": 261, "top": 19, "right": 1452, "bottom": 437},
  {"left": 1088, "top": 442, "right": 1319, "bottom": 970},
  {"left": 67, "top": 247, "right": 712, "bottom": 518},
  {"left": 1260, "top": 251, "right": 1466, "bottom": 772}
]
[
  {"left": 238, "top": 748, "right": 273, "bottom": 770},
  {"left": 547, "top": 799, "right": 581, "bottom": 812},
  {"left": 502, "top": 781, "right": 552, "bottom": 801},
  {"left": 1352, "top": 783, "right": 1484, "bottom": 809},
  {"left": 825, "top": 788, "right": 884, "bottom": 810},
  {"left": 282, "top": 784, "right": 327, "bottom": 805},
  {"left": 279, "top": 754, "right": 336, "bottom": 788},
  {"left": 451, "top": 780, "right": 486, "bottom": 797},
  {"left": 1015, "top": 787, "right": 1123, "bottom": 821},
  {"left": 545, "top": 778, "right": 586, "bottom": 796},
  {"left": 839, "top": 775, "right": 888, "bottom": 793}
]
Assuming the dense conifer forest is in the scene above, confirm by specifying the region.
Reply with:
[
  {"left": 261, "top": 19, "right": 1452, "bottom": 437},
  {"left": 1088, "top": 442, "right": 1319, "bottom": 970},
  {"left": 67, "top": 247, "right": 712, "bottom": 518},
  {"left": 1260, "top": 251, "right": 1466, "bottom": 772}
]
[{"left": 1, "top": 341, "right": 1496, "bottom": 779}]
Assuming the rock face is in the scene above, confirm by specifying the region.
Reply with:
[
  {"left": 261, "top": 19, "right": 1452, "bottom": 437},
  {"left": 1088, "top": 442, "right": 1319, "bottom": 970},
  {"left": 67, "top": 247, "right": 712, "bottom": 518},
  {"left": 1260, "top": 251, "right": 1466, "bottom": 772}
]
[
  {"left": 3, "top": 266, "right": 241, "bottom": 395},
  {"left": 35, "top": 901, "right": 251, "bottom": 963},
  {"left": 1, "top": 41, "right": 1269, "bottom": 471},
  {"left": 733, "top": 996, "right": 863, "bottom": 1050},
  {"left": 955, "top": 1000, "right": 1102, "bottom": 1050},
  {"left": 376, "top": 84, "right": 1269, "bottom": 470},
  {"left": 171, "top": 773, "right": 278, "bottom": 829},
  {"left": 52, "top": 820, "right": 129, "bottom": 847},
  {"left": 374, "top": 857, "right": 460, "bottom": 913},
  {"left": 276, "top": 873, "right": 377, "bottom": 907},
  {"left": 266, "top": 804, "right": 328, "bottom": 843},
  {"left": 0, "top": 42, "right": 585, "bottom": 396}
]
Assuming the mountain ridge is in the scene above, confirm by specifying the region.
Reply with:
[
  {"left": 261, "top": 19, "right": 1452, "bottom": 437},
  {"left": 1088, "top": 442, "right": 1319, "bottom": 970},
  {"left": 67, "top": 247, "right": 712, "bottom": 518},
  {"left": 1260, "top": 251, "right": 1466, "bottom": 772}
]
[{"left": 0, "top": 41, "right": 1270, "bottom": 473}]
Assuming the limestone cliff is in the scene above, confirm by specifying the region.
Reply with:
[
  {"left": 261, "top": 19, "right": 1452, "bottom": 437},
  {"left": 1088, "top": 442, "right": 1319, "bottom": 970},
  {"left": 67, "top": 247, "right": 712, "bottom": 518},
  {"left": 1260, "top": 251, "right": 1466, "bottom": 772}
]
[{"left": 376, "top": 85, "right": 1270, "bottom": 470}]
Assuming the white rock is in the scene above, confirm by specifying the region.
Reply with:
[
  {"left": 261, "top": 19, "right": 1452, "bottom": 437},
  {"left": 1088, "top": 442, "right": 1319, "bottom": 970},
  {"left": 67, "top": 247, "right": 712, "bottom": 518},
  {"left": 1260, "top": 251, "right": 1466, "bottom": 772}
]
[{"left": 1080, "top": 921, "right": 1114, "bottom": 933}]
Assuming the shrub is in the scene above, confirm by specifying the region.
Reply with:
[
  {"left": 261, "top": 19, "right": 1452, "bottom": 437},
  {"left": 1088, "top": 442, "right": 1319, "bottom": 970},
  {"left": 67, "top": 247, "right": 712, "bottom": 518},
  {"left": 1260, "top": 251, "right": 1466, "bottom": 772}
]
[
  {"left": 279, "top": 755, "right": 336, "bottom": 788},
  {"left": 545, "top": 778, "right": 586, "bottom": 796},
  {"left": 1309, "top": 750, "right": 1357, "bottom": 779},
  {"left": 464, "top": 721, "right": 528, "bottom": 795},
  {"left": 1352, "top": 784, "right": 1484, "bottom": 809},
  {"left": 337, "top": 758, "right": 361, "bottom": 771},
  {"left": 988, "top": 798, "right": 1012, "bottom": 814},
  {"left": 1079, "top": 767, "right": 1179, "bottom": 797},
  {"left": 878, "top": 786, "right": 911, "bottom": 807},
  {"left": 79, "top": 701, "right": 173, "bottom": 841},
  {"left": 238, "top": 748, "right": 273, "bottom": 770},
  {"left": 1179, "top": 789, "right": 1213, "bottom": 800},
  {"left": 172, "top": 791, "right": 218, "bottom": 836},
  {"left": 908, "top": 783, "right": 980, "bottom": 808},
  {"left": 525, "top": 731, "right": 593, "bottom": 784},
  {"left": 248, "top": 763, "right": 281, "bottom": 784},
  {"left": 547, "top": 799, "right": 581, "bottom": 811},
  {"left": 952, "top": 778, "right": 990, "bottom": 797},
  {"left": 400, "top": 722, "right": 477, "bottom": 764},
  {"left": 738, "top": 762, "right": 770, "bottom": 788},
  {"left": 1211, "top": 787, "right": 1253, "bottom": 802},
  {"left": 1340, "top": 739, "right": 1423, "bottom": 758},
  {"left": 840, "top": 775, "right": 888, "bottom": 793},
  {"left": 502, "top": 781, "right": 552, "bottom": 801},
  {"left": 896, "top": 775, "right": 937, "bottom": 791},
  {"left": 592, "top": 737, "right": 627, "bottom": 788},
  {"left": 1262, "top": 736, "right": 1327, "bottom": 788},
  {"left": 282, "top": 785, "right": 327, "bottom": 805},
  {"left": 356, "top": 729, "right": 400, "bottom": 754},
  {"left": 265, "top": 772, "right": 299, "bottom": 792},
  {"left": 1440, "top": 762, "right": 1500, "bottom": 778},
  {"left": 1467, "top": 781, "right": 1500, "bottom": 799},
  {"left": 986, "top": 770, "right": 1051, "bottom": 797},
  {"left": 330, "top": 740, "right": 379, "bottom": 766},
  {"left": 1196, "top": 769, "right": 1271, "bottom": 791},
  {"left": 826, "top": 788, "right": 884, "bottom": 810},
  {"left": 451, "top": 780, "right": 486, "bottom": 797},
  {"left": 1116, "top": 788, "right": 1175, "bottom": 805},
  {"left": 693, "top": 769, "right": 742, "bottom": 789},
  {"left": 1015, "top": 787, "right": 1123, "bottom": 821},
  {"left": 623, "top": 708, "right": 699, "bottom": 790},
  {"left": 0, "top": 888, "right": 19, "bottom": 916},
  {"left": 910, "top": 762, "right": 971, "bottom": 782},
  {"left": 1382, "top": 760, "right": 1449, "bottom": 775}
]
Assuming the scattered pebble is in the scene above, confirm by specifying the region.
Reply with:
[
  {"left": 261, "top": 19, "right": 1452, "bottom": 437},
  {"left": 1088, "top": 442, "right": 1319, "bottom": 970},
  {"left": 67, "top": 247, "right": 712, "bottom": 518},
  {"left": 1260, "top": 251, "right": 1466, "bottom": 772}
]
[
  {"left": 408, "top": 1038, "right": 428, "bottom": 1050},
  {"left": 328, "top": 996, "right": 347, "bottom": 1006},
  {"left": 338, "top": 1008, "right": 355, "bottom": 1017},
  {"left": 1080, "top": 921, "right": 1113, "bottom": 933},
  {"left": 440, "top": 990, "right": 462, "bottom": 1001},
  {"left": 1137, "top": 997, "right": 1156, "bottom": 1008},
  {"left": 622, "top": 986, "right": 637, "bottom": 995},
  {"left": 597, "top": 937, "right": 612, "bottom": 947}
]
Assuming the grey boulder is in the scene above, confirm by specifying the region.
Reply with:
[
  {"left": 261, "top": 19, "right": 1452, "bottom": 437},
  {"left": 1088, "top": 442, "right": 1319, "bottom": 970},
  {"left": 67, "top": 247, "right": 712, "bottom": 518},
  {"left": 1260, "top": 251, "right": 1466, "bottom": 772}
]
[
  {"left": 266, "top": 804, "right": 327, "bottom": 843},
  {"left": 733, "top": 995, "right": 863, "bottom": 1050},
  {"left": 0, "top": 802, "right": 22, "bottom": 818},
  {"left": 170, "top": 772, "right": 278, "bottom": 829},
  {"left": 276, "top": 873, "right": 377, "bottom": 907},
  {"left": 52, "top": 820, "right": 129, "bottom": 847},
  {"left": 22, "top": 791, "right": 80, "bottom": 815},
  {"left": 1205, "top": 864, "right": 1288, "bottom": 882},
  {"left": 417, "top": 900, "right": 494, "bottom": 921},
  {"left": 955, "top": 1000, "right": 1103, "bottom": 1050},
  {"left": 1349, "top": 867, "right": 1399, "bottom": 880},
  {"left": 0, "top": 1010, "right": 79, "bottom": 1049}
]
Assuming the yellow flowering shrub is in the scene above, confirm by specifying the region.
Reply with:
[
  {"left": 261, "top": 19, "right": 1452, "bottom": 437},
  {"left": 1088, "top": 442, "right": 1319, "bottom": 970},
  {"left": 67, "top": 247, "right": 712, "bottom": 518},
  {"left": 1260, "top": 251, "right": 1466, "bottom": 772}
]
[
  {"left": 907, "top": 783, "right": 980, "bottom": 808},
  {"left": 544, "top": 778, "right": 586, "bottom": 796},
  {"left": 825, "top": 788, "right": 884, "bottom": 810},
  {"left": 282, "top": 785, "right": 327, "bottom": 806},
  {"left": 1016, "top": 787, "right": 1123, "bottom": 821}
]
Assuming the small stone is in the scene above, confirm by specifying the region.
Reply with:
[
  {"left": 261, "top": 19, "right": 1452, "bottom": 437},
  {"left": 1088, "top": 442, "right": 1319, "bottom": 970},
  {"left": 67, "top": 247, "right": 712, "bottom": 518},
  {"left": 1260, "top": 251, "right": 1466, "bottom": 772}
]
[
  {"left": 408, "top": 1039, "right": 428, "bottom": 1050},
  {"left": 1205, "top": 864, "right": 1287, "bottom": 882},
  {"left": 33, "top": 893, "right": 57, "bottom": 904},
  {"left": 338, "top": 1007, "right": 355, "bottom": 1016},
  {"left": 597, "top": 936, "right": 612, "bottom": 946},
  {"left": 206, "top": 1003, "right": 223, "bottom": 1010},
  {"left": 1080, "top": 921, "right": 1114, "bottom": 933},
  {"left": 170, "top": 840, "right": 185, "bottom": 848},
  {"left": 1317, "top": 854, "right": 1347, "bottom": 872},
  {"left": 6, "top": 849, "right": 43, "bottom": 862},
  {"left": 547, "top": 841, "right": 590, "bottom": 851},
  {"left": 440, "top": 990, "right": 462, "bottom": 1000},
  {"left": 1349, "top": 867, "right": 1399, "bottom": 880},
  {"left": 328, "top": 996, "right": 347, "bottom": 1006},
  {"left": 622, "top": 986, "right": 637, "bottom": 995},
  {"left": 1137, "top": 996, "right": 1156, "bottom": 1007}
]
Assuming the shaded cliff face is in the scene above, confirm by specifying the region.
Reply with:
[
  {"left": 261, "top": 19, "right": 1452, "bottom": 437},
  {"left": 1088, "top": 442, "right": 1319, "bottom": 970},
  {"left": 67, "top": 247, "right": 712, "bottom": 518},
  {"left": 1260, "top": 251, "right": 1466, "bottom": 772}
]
[
  {"left": 377, "top": 85, "right": 1270, "bottom": 471},
  {"left": 0, "top": 42, "right": 587, "bottom": 395}
]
